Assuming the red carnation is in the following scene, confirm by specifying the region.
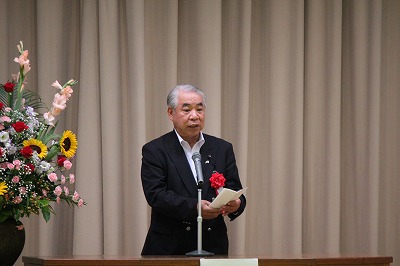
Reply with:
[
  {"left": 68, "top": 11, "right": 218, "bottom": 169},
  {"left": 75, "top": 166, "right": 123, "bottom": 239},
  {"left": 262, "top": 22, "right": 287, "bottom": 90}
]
[
  {"left": 21, "top": 146, "right": 33, "bottom": 158},
  {"left": 2, "top": 81, "right": 15, "bottom": 93},
  {"left": 12, "top": 121, "right": 29, "bottom": 132},
  {"left": 210, "top": 171, "right": 226, "bottom": 189},
  {"left": 26, "top": 163, "right": 35, "bottom": 172},
  {"left": 57, "top": 155, "right": 67, "bottom": 167}
]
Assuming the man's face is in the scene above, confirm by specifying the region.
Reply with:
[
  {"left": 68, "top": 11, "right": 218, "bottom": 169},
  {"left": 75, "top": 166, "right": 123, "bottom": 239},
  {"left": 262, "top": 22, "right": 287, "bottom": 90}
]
[{"left": 168, "top": 91, "right": 205, "bottom": 145}]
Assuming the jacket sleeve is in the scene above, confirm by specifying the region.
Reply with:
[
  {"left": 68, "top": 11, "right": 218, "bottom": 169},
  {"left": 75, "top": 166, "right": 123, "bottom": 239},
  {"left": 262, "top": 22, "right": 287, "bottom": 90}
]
[
  {"left": 214, "top": 141, "right": 247, "bottom": 221},
  {"left": 141, "top": 142, "right": 198, "bottom": 222}
]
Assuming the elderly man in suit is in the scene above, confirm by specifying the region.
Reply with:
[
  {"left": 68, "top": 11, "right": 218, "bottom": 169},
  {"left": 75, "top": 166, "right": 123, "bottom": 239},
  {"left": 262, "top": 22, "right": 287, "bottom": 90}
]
[{"left": 141, "top": 84, "right": 246, "bottom": 255}]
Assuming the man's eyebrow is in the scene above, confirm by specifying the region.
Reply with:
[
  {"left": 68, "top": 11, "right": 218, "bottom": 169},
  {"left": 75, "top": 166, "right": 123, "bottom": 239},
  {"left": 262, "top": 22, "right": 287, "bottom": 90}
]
[{"left": 182, "top": 103, "right": 204, "bottom": 107}]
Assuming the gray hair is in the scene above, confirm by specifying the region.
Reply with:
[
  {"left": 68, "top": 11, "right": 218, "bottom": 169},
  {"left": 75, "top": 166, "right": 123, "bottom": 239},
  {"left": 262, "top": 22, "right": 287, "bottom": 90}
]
[{"left": 167, "top": 84, "right": 206, "bottom": 109}]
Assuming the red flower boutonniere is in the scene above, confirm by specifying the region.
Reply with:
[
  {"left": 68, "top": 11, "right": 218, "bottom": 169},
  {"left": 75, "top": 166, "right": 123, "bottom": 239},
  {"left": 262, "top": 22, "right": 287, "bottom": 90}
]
[{"left": 210, "top": 171, "right": 226, "bottom": 195}]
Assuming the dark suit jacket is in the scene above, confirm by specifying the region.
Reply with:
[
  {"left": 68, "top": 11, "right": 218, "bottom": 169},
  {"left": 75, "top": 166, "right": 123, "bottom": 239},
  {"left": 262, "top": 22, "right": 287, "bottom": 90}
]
[{"left": 141, "top": 130, "right": 246, "bottom": 255}]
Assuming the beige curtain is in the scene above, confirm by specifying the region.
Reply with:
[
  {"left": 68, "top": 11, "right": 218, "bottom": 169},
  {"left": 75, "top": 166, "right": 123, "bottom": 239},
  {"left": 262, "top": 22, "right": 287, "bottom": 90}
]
[{"left": 0, "top": 0, "right": 399, "bottom": 265}]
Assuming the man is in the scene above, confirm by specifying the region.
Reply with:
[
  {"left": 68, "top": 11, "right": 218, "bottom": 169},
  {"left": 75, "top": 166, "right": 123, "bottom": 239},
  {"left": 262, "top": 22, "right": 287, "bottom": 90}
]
[{"left": 141, "top": 84, "right": 246, "bottom": 255}]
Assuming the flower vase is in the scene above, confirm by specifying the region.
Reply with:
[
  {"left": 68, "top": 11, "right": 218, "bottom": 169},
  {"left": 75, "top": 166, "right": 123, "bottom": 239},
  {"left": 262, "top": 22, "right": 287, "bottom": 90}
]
[{"left": 0, "top": 218, "right": 25, "bottom": 266}]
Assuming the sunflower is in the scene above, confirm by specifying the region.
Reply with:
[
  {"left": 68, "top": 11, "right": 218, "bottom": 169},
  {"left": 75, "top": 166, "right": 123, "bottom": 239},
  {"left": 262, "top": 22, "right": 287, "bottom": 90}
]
[
  {"left": 60, "top": 130, "right": 78, "bottom": 158},
  {"left": 23, "top": 138, "right": 48, "bottom": 159},
  {"left": 0, "top": 181, "right": 7, "bottom": 196}
]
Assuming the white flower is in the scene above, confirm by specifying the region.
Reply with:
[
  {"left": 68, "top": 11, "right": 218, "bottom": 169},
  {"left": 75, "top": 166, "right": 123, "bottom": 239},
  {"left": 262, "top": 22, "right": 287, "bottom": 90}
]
[
  {"left": 5, "top": 142, "right": 17, "bottom": 154},
  {"left": 52, "top": 80, "right": 63, "bottom": 90},
  {"left": 0, "top": 131, "right": 10, "bottom": 142},
  {"left": 43, "top": 112, "right": 55, "bottom": 126},
  {"left": 25, "top": 106, "right": 38, "bottom": 117},
  {"left": 38, "top": 161, "right": 51, "bottom": 173},
  {"left": 31, "top": 153, "right": 41, "bottom": 164}
]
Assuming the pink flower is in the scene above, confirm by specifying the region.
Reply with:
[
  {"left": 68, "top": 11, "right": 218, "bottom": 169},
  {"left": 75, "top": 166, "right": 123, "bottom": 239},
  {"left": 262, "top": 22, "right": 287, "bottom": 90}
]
[
  {"left": 54, "top": 186, "right": 62, "bottom": 196},
  {"left": 16, "top": 224, "right": 24, "bottom": 231},
  {"left": 14, "top": 49, "right": 31, "bottom": 75},
  {"left": 69, "top": 174, "right": 75, "bottom": 184},
  {"left": 0, "top": 116, "right": 11, "bottom": 123},
  {"left": 72, "top": 191, "right": 80, "bottom": 201},
  {"left": 61, "top": 175, "right": 66, "bottom": 184},
  {"left": 12, "top": 176, "right": 20, "bottom": 183},
  {"left": 63, "top": 186, "right": 69, "bottom": 195},
  {"left": 51, "top": 94, "right": 67, "bottom": 116},
  {"left": 19, "top": 187, "right": 27, "bottom": 195},
  {"left": 48, "top": 173, "right": 58, "bottom": 182},
  {"left": 13, "top": 196, "right": 22, "bottom": 204},
  {"left": 7, "top": 163, "right": 14, "bottom": 169},
  {"left": 42, "top": 189, "right": 48, "bottom": 197},
  {"left": 78, "top": 198, "right": 84, "bottom": 207},
  {"left": 63, "top": 160, "right": 72, "bottom": 170},
  {"left": 13, "top": 160, "right": 21, "bottom": 169},
  {"left": 52, "top": 93, "right": 67, "bottom": 109},
  {"left": 61, "top": 86, "right": 73, "bottom": 99}
]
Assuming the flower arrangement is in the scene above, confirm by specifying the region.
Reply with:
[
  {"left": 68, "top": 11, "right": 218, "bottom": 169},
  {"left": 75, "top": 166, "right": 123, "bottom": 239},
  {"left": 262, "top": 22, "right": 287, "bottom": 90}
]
[
  {"left": 209, "top": 171, "right": 225, "bottom": 195},
  {"left": 0, "top": 41, "right": 85, "bottom": 223}
]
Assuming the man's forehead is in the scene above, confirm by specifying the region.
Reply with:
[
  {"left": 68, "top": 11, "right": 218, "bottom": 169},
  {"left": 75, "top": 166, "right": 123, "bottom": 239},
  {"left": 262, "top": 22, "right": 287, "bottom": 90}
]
[{"left": 177, "top": 91, "right": 204, "bottom": 107}]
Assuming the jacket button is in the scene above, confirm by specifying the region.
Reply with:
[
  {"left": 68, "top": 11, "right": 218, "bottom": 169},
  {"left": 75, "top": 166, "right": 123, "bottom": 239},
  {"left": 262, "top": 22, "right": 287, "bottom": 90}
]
[
  {"left": 207, "top": 227, "right": 212, "bottom": 231},
  {"left": 186, "top": 226, "right": 191, "bottom": 231}
]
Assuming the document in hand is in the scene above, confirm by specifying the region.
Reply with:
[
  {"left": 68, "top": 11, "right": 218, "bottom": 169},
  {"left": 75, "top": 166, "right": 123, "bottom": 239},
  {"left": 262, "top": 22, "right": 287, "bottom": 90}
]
[{"left": 209, "top": 187, "right": 247, "bottom": 208}]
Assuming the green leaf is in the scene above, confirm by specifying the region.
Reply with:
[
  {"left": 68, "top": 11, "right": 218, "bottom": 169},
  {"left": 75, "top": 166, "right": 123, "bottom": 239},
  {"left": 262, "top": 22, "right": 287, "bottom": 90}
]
[
  {"left": 37, "top": 123, "right": 60, "bottom": 145},
  {"left": 14, "top": 209, "right": 22, "bottom": 221},
  {"left": 41, "top": 206, "right": 51, "bottom": 222},
  {"left": 0, "top": 85, "right": 47, "bottom": 111},
  {"left": 45, "top": 145, "right": 61, "bottom": 161}
]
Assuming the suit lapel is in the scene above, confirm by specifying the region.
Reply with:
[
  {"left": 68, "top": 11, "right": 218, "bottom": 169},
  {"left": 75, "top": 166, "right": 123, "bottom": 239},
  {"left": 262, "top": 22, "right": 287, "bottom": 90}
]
[
  {"left": 200, "top": 136, "right": 215, "bottom": 199},
  {"left": 164, "top": 131, "right": 198, "bottom": 197}
]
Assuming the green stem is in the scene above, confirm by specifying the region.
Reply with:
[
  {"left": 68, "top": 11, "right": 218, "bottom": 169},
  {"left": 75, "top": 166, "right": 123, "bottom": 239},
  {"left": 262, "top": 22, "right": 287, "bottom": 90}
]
[
  {"left": 7, "top": 92, "right": 13, "bottom": 108},
  {"left": 14, "top": 67, "right": 25, "bottom": 110}
]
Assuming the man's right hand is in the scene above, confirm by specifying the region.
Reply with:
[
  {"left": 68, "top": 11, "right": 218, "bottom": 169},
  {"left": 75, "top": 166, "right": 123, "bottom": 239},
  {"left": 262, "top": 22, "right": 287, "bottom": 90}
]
[{"left": 199, "top": 200, "right": 222, "bottom": 219}]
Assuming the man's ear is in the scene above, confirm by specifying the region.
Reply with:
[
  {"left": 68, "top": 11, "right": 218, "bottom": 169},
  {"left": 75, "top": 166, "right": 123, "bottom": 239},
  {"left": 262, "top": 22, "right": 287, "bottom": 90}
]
[{"left": 167, "top": 108, "right": 174, "bottom": 120}]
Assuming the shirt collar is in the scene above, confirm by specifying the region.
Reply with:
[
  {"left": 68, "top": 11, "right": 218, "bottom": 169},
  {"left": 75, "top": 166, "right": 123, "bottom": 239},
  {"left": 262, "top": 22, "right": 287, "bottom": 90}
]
[{"left": 174, "top": 129, "right": 205, "bottom": 152}]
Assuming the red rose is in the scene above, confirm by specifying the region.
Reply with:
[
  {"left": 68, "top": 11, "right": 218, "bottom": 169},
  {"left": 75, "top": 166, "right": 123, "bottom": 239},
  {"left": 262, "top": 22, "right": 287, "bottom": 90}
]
[
  {"left": 3, "top": 81, "right": 15, "bottom": 93},
  {"left": 57, "top": 155, "right": 67, "bottom": 167},
  {"left": 0, "top": 102, "right": 4, "bottom": 110},
  {"left": 210, "top": 171, "right": 226, "bottom": 189},
  {"left": 12, "top": 121, "right": 29, "bottom": 132},
  {"left": 21, "top": 146, "right": 33, "bottom": 158}
]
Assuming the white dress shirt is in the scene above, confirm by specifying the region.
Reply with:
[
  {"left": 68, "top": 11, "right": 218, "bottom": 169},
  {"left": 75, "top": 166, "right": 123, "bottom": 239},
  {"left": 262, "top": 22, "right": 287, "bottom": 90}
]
[{"left": 174, "top": 129, "right": 205, "bottom": 182}]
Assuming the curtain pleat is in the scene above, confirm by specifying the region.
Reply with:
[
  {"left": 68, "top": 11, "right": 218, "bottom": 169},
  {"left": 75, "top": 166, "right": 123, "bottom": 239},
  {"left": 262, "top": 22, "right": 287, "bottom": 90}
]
[{"left": 303, "top": 0, "right": 342, "bottom": 254}]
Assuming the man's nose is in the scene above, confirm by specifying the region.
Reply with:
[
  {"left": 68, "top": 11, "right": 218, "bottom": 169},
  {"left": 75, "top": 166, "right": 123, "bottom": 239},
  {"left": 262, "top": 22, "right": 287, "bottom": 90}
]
[{"left": 189, "top": 110, "right": 199, "bottom": 119}]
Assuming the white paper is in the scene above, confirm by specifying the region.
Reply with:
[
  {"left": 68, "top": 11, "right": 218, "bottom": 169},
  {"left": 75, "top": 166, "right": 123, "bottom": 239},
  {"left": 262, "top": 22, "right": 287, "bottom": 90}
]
[
  {"left": 200, "top": 258, "right": 258, "bottom": 266},
  {"left": 209, "top": 187, "right": 247, "bottom": 208}
]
